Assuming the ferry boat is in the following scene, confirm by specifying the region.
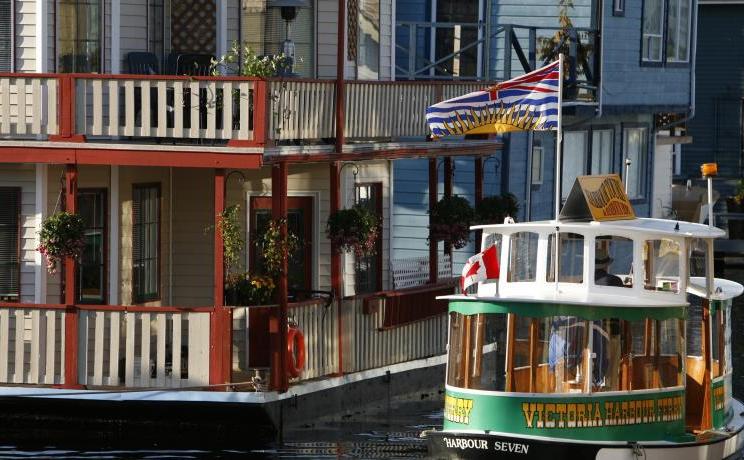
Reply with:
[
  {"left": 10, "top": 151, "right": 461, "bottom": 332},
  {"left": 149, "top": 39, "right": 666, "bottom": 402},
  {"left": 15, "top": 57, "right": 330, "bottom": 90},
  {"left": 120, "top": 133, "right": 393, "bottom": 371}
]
[{"left": 426, "top": 174, "right": 744, "bottom": 459}]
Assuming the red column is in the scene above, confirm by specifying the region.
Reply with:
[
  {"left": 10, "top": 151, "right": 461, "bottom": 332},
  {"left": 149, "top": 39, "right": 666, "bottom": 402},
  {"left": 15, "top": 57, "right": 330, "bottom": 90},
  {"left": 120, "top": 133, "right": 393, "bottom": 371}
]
[
  {"left": 210, "top": 169, "right": 230, "bottom": 387},
  {"left": 50, "top": 75, "right": 85, "bottom": 143},
  {"left": 229, "top": 79, "right": 267, "bottom": 148},
  {"left": 335, "top": 0, "right": 346, "bottom": 152},
  {"left": 329, "top": 161, "right": 343, "bottom": 374},
  {"left": 270, "top": 162, "right": 289, "bottom": 392},
  {"left": 63, "top": 164, "right": 82, "bottom": 388},
  {"left": 443, "top": 157, "right": 453, "bottom": 257},
  {"left": 428, "top": 158, "right": 438, "bottom": 284}
]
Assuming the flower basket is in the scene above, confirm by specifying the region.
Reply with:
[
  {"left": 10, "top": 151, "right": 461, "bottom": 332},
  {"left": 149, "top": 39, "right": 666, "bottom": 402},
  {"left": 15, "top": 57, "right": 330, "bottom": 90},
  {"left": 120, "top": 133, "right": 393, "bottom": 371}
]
[
  {"left": 37, "top": 211, "right": 86, "bottom": 275},
  {"left": 326, "top": 206, "right": 380, "bottom": 257},
  {"left": 255, "top": 218, "right": 299, "bottom": 276},
  {"left": 429, "top": 196, "right": 474, "bottom": 249},
  {"left": 225, "top": 272, "right": 276, "bottom": 306},
  {"left": 474, "top": 193, "right": 520, "bottom": 225}
]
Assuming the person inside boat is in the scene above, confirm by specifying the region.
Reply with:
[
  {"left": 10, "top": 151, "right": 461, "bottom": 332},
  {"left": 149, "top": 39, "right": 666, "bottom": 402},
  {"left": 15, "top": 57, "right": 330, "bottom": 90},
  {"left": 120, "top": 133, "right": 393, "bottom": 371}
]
[{"left": 594, "top": 248, "right": 624, "bottom": 287}]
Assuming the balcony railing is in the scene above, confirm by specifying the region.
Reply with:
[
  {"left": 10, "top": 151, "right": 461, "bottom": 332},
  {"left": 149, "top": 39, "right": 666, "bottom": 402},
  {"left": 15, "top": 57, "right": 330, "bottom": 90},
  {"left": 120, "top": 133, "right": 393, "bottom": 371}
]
[{"left": 0, "top": 73, "right": 497, "bottom": 147}]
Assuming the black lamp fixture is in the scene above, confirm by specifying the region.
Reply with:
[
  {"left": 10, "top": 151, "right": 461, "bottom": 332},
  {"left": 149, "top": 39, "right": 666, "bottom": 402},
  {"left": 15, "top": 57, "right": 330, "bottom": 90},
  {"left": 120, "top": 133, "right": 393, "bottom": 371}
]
[{"left": 267, "top": 0, "right": 310, "bottom": 74}]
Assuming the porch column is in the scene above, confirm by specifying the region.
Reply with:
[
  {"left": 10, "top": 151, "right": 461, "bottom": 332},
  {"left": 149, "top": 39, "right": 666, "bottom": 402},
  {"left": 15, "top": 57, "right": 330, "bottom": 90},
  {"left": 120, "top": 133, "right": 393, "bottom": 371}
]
[
  {"left": 210, "top": 168, "right": 231, "bottom": 387},
  {"left": 330, "top": 161, "right": 343, "bottom": 374},
  {"left": 428, "top": 158, "right": 438, "bottom": 284},
  {"left": 63, "top": 164, "right": 81, "bottom": 388},
  {"left": 335, "top": 0, "right": 346, "bottom": 152},
  {"left": 270, "top": 162, "right": 289, "bottom": 392},
  {"left": 443, "top": 157, "right": 453, "bottom": 257}
]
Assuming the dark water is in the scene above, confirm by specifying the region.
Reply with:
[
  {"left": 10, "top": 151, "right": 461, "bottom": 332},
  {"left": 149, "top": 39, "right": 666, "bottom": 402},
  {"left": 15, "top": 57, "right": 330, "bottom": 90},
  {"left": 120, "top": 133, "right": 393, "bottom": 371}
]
[{"left": 3, "top": 268, "right": 744, "bottom": 458}]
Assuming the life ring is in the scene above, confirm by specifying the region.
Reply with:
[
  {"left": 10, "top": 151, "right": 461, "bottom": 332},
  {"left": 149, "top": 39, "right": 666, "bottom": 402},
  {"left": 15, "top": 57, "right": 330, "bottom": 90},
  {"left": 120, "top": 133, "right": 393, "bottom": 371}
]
[{"left": 286, "top": 326, "right": 306, "bottom": 378}]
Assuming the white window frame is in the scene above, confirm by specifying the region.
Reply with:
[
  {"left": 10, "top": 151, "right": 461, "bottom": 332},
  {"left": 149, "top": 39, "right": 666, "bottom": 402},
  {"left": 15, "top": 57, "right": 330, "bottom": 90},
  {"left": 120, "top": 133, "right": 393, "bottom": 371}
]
[
  {"left": 642, "top": 0, "right": 664, "bottom": 63},
  {"left": 531, "top": 144, "right": 544, "bottom": 185},
  {"left": 562, "top": 130, "right": 588, "bottom": 200},
  {"left": 623, "top": 127, "right": 648, "bottom": 201},
  {"left": 590, "top": 129, "right": 614, "bottom": 175},
  {"left": 666, "top": 0, "right": 692, "bottom": 63}
]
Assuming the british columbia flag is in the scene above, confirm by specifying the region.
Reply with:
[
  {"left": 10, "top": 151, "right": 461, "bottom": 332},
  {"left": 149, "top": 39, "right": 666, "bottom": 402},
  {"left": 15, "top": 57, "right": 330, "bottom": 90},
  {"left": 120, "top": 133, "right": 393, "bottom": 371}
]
[{"left": 426, "top": 60, "right": 561, "bottom": 138}]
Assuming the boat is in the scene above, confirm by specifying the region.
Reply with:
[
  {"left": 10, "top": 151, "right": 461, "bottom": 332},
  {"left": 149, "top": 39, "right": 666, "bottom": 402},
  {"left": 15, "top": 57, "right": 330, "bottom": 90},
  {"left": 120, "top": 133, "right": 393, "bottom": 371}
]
[{"left": 425, "top": 173, "right": 744, "bottom": 459}]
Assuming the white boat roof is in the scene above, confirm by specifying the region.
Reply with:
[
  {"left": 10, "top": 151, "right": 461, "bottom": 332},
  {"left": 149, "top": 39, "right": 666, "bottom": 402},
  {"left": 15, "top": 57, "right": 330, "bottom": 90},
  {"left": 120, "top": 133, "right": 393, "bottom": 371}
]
[
  {"left": 440, "top": 291, "right": 687, "bottom": 308},
  {"left": 471, "top": 217, "right": 726, "bottom": 239}
]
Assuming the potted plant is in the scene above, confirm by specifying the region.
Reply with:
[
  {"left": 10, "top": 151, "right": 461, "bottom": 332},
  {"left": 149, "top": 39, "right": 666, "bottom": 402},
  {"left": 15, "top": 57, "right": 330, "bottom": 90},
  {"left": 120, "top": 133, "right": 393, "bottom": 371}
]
[
  {"left": 326, "top": 205, "right": 381, "bottom": 257},
  {"left": 474, "top": 193, "right": 520, "bottom": 225},
  {"left": 37, "top": 211, "right": 86, "bottom": 275},
  {"left": 255, "top": 218, "right": 300, "bottom": 276},
  {"left": 211, "top": 41, "right": 292, "bottom": 78},
  {"left": 726, "top": 179, "right": 744, "bottom": 238},
  {"left": 429, "top": 195, "right": 475, "bottom": 249},
  {"left": 217, "top": 204, "right": 245, "bottom": 276},
  {"left": 225, "top": 272, "right": 276, "bottom": 306}
]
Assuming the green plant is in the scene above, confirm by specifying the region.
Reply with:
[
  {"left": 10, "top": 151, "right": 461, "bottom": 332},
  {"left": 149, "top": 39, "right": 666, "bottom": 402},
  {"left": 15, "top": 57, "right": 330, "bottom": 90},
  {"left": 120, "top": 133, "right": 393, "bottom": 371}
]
[
  {"left": 731, "top": 180, "right": 744, "bottom": 205},
  {"left": 255, "top": 218, "right": 300, "bottom": 275},
  {"left": 225, "top": 272, "right": 276, "bottom": 306},
  {"left": 326, "top": 206, "right": 381, "bottom": 257},
  {"left": 474, "top": 193, "right": 520, "bottom": 224},
  {"left": 537, "top": 0, "right": 591, "bottom": 68},
  {"left": 212, "top": 41, "right": 292, "bottom": 77},
  {"left": 429, "top": 195, "right": 475, "bottom": 249},
  {"left": 37, "top": 211, "right": 86, "bottom": 275},
  {"left": 217, "top": 204, "right": 245, "bottom": 275}
]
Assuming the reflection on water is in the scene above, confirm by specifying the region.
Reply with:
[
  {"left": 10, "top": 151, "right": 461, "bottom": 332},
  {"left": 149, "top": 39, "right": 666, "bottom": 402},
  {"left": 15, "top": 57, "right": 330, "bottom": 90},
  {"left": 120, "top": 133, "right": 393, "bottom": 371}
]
[{"left": 3, "top": 270, "right": 744, "bottom": 458}]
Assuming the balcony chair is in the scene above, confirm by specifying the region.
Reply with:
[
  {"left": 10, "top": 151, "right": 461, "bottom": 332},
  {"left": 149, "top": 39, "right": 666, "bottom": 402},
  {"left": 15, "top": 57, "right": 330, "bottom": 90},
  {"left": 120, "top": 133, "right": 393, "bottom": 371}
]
[
  {"left": 175, "top": 53, "right": 216, "bottom": 134},
  {"left": 126, "top": 52, "right": 174, "bottom": 135}
]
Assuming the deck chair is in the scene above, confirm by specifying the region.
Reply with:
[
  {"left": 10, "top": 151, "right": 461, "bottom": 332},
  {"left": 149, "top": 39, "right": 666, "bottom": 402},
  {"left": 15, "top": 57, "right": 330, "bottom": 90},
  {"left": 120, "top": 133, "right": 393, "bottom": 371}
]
[
  {"left": 126, "top": 52, "right": 175, "bottom": 135},
  {"left": 176, "top": 54, "right": 216, "bottom": 132}
]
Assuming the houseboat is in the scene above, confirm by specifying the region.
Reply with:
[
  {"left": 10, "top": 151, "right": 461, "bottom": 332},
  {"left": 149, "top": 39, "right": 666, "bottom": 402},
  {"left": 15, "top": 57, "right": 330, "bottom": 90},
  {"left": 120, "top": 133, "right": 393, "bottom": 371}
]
[{"left": 427, "top": 174, "right": 744, "bottom": 459}]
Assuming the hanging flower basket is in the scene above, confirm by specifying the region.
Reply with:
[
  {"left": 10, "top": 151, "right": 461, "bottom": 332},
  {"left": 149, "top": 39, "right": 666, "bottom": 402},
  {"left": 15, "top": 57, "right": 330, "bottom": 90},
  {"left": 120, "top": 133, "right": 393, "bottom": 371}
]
[
  {"left": 326, "top": 205, "right": 380, "bottom": 257},
  {"left": 474, "top": 193, "right": 520, "bottom": 225},
  {"left": 429, "top": 195, "right": 474, "bottom": 249},
  {"left": 255, "top": 218, "right": 300, "bottom": 276},
  {"left": 225, "top": 272, "right": 276, "bottom": 306},
  {"left": 37, "top": 211, "right": 85, "bottom": 275}
]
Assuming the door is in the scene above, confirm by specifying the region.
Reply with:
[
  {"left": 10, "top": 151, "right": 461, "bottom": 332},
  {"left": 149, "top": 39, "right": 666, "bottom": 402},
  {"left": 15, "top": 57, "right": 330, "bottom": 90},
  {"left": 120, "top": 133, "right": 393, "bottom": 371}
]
[{"left": 249, "top": 196, "right": 314, "bottom": 295}]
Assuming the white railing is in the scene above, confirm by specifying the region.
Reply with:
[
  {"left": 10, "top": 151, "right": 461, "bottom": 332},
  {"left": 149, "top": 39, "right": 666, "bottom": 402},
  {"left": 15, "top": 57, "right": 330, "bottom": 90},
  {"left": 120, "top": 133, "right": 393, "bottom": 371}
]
[
  {"left": 0, "top": 307, "right": 65, "bottom": 385},
  {"left": 0, "top": 77, "right": 58, "bottom": 136},
  {"left": 269, "top": 80, "right": 336, "bottom": 141},
  {"left": 391, "top": 253, "right": 452, "bottom": 290},
  {"left": 341, "top": 295, "right": 447, "bottom": 373},
  {"left": 76, "top": 77, "right": 255, "bottom": 141},
  {"left": 78, "top": 309, "right": 210, "bottom": 388}
]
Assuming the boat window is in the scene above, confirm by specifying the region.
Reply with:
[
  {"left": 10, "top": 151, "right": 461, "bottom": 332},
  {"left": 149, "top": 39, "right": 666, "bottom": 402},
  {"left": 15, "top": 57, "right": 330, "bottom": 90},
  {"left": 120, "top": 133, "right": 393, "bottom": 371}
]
[
  {"left": 507, "top": 232, "right": 539, "bottom": 282},
  {"left": 643, "top": 239, "right": 680, "bottom": 293},
  {"left": 725, "top": 302, "right": 732, "bottom": 376},
  {"left": 483, "top": 232, "right": 502, "bottom": 251},
  {"left": 446, "top": 312, "right": 507, "bottom": 391},
  {"left": 546, "top": 316, "right": 589, "bottom": 392},
  {"left": 688, "top": 238, "right": 707, "bottom": 278},
  {"left": 546, "top": 233, "right": 584, "bottom": 283},
  {"left": 712, "top": 307, "right": 726, "bottom": 378},
  {"left": 594, "top": 236, "right": 633, "bottom": 288},
  {"left": 625, "top": 318, "right": 684, "bottom": 390}
]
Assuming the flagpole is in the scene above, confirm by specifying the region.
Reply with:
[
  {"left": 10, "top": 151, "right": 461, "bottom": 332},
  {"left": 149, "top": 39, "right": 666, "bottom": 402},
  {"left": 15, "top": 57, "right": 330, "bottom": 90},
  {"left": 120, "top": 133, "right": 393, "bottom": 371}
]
[{"left": 554, "top": 53, "right": 564, "bottom": 222}]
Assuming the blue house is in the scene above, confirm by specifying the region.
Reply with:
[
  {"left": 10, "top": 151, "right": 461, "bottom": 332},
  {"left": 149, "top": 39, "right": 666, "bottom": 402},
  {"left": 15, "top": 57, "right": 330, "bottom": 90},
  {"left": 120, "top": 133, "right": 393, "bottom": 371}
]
[{"left": 393, "top": 0, "right": 698, "bottom": 271}]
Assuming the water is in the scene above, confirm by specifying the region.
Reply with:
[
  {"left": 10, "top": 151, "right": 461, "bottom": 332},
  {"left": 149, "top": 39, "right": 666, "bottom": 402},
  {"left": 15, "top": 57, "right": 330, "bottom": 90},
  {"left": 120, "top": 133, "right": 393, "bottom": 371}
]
[{"left": 3, "top": 269, "right": 744, "bottom": 458}]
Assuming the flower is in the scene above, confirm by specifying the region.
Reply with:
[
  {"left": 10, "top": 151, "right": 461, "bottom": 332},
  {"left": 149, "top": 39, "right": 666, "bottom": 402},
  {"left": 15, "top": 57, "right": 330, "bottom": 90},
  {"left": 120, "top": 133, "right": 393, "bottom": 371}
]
[
  {"left": 37, "top": 212, "right": 86, "bottom": 275},
  {"left": 326, "top": 206, "right": 380, "bottom": 257}
]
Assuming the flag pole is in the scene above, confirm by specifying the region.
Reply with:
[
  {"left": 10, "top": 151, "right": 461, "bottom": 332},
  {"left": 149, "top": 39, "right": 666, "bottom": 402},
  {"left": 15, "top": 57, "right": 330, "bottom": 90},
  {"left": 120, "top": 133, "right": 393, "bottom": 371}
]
[{"left": 554, "top": 53, "right": 564, "bottom": 221}]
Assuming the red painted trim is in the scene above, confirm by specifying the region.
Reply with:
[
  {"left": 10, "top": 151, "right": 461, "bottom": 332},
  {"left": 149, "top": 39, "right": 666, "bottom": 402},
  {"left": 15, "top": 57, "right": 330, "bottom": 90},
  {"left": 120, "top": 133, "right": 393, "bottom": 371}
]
[
  {"left": 209, "top": 169, "right": 229, "bottom": 387},
  {"left": 270, "top": 162, "right": 289, "bottom": 393},
  {"left": 329, "top": 161, "right": 342, "bottom": 374},
  {"left": 263, "top": 145, "right": 503, "bottom": 164},
  {"left": 252, "top": 80, "right": 267, "bottom": 146},
  {"left": 48, "top": 134, "right": 86, "bottom": 143},
  {"left": 0, "top": 302, "right": 67, "bottom": 310},
  {"left": 0, "top": 146, "right": 263, "bottom": 169},
  {"left": 63, "top": 164, "right": 81, "bottom": 389},
  {"left": 428, "top": 158, "right": 438, "bottom": 284},
  {"left": 74, "top": 304, "right": 215, "bottom": 313}
]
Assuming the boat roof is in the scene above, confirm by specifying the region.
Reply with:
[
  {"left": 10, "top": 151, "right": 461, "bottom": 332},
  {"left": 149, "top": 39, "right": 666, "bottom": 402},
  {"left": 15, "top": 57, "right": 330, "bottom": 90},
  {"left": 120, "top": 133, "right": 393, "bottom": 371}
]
[{"left": 471, "top": 217, "right": 726, "bottom": 239}]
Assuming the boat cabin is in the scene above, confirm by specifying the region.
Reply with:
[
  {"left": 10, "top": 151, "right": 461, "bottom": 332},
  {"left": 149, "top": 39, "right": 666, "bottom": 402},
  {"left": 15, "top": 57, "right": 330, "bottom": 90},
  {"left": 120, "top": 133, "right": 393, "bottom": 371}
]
[{"left": 443, "top": 217, "right": 742, "bottom": 441}]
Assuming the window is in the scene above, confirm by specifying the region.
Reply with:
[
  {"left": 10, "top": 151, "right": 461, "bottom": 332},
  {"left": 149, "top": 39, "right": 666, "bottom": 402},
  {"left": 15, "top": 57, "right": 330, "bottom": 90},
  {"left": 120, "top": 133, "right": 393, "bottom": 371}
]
[
  {"left": 613, "top": 0, "right": 625, "bottom": 16},
  {"left": 357, "top": 0, "right": 380, "bottom": 79},
  {"left": 623, "top": 127, "right": 647, "bottom": 200},
  {"left": 507, "top": 232, "right": 538, "bottom": 282},
  {"left": 642, "top": 0, "right": 691, "bottom": 64},
  {"left": 355, "top": 183, "right": 382, "bottom": 294},
  {"left": 77, "top": 189, "right": 106, "bottom": 304},
  {"left": 547, "top": 233, "right": 584, "bottom": 283},
  {"left": 0, "top": 0, "right": 12, "bottom": 72},
  {"left": 643, "top": 239, "right": 680, "bottom": 293},
  {"left": 133, "top": 184, "right": 160, "bottom": 303},
  {"left": 531, "top": 141, "right": 544, "bottom": 185},
  {"left": 447, "top": 312, "right": 507, "bottom": 391},
  {"left": 590, "top": 129, "right": 613, "bottom": 175},
  {"left": 562, "top": 131, "right": 588, "bottom": 199},
  {"left": 434, "top": 0, "right": 481, "bottom": 78},
  {"left": 595, "top": 236, "right": 633, "bottom": 288},
  {"left": 57, "top": 0, "right": 103, "bottom": 72},
  {"left": 0, "top": 187, "right": 20, "bottom": 301}
]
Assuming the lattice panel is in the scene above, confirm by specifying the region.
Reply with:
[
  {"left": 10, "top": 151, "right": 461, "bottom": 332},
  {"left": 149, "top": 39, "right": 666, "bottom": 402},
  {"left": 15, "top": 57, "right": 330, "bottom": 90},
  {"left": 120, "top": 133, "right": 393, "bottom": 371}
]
[{"left": 172, "top": 0, "right": 216, "bottom": 54}]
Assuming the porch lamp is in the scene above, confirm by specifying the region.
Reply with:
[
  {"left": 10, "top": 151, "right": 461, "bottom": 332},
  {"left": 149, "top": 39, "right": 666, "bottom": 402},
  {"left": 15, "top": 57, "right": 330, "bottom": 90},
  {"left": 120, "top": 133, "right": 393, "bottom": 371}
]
[{"left": 267, "top": 0, "right": 310, "bottom": 74}]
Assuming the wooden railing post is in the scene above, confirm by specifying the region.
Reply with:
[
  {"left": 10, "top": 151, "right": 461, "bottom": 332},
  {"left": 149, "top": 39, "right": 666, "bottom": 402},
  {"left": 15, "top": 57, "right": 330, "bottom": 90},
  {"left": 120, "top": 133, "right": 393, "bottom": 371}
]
[
  {"left": 330, "top": 161, "right": 343, "bottom": 374},
  {"left": 428, "top": 157, "right": 438, "bottom": 284},
  {"left": 62, "top": 164, "right": 82, "bottom": 388},
  {"left": 228, "top": 79, "right": 267, "bottom": 148},
  {"left": 270, "top": 162, "right": 289, "bottom": 392},
  {"left": 210, "top": 168, "right": 231, "bottom": 388},
  {"left": 335, "top": 0, "right": 346, "bottom": 152},
  {"left": 50, "top": 75, "right": 85, "bottom": 143}
]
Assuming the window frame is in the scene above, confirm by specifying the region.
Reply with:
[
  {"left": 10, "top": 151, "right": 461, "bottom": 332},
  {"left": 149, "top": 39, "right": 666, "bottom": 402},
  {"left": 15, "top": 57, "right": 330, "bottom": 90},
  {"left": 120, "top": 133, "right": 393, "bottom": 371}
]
[
  {"left": 76, "top": 188, "right": 108, "bottom": 305},
  {"left": 612, "top": 0, "right": 625, "bottom": 16},
  {"left": 640, "top": 0, "right": 692, "bottom": 67},
  {"left": 531, "top": 140, "right": 544, "bottom": 185},
  {"left": 353, "top": 182, "right": 383, "bottom": 294},
  {"left": 132, "top": 183, "right": 161, "bottom": 303},
  {"left": 0, "top": 187, "right": 21, "bottom": 302},
  {"left": 621, "top": 124, "right": 650, "bottom": 202},
  {"left": 561, "top": 126, "right": 615, "bottom": 200},
  {"left": 55, "top": 0, "right": 106, "bottom": 73},
  {"left": 0, "top": 0, "right": 15, "bottom": 72}
]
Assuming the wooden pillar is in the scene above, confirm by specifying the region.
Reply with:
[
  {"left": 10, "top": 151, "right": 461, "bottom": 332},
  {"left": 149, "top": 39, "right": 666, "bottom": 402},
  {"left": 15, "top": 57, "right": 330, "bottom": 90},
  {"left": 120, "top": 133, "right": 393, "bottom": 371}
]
[
  {"left": 63, "top": 164, "right": 81, "bottom": 388},
  {"left": 50, "top": 75, "right": 85, "bottom": 143},
  {"left": 209, "top": 169, "right": 230, "bottom": 387},
  {"left": 270, "top": 162, "right": 289, "bottom": 392},
  {"left": 428, "top": 158, "right": 438, "bottom": 284},
  {"left": 528, "top": 318, "right": 538, "bottom": 393},
  {"left": 443, "top": 157, "right": 453, "bottom": 256},
  {"left": 329, "top": 161, "right": 343, "bottom": 374},
  {"left": 335, "top": 0, "right": 346, "bottom": 152},
  {"left": 700, "top": 300, "right": 713, "bottom": 430}
]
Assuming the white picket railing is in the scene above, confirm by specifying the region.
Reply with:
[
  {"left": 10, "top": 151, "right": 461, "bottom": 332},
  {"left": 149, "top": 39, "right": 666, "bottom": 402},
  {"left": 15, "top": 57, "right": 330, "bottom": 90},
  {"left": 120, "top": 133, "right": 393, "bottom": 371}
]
[
  {"left": 75, "top": 77, "right": 255, "bottom": 141},
  {"left": 0, "top": 307, "right": 65, "bottom": 385},
  {"left": 78, "top": 309, "right": 210, "bottom": 388},
  {"left": 269, "top": 80, "right": 336, "bottom": 141},
  {"left": 0, "top": 77, "right": 58, "bottom": 136}
]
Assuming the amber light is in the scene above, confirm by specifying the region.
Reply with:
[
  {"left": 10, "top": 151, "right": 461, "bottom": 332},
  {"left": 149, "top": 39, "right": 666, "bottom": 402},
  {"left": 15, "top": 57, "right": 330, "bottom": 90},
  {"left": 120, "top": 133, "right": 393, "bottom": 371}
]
[{"left": 701, "top": 163, "right": 718, "bottom": 177}]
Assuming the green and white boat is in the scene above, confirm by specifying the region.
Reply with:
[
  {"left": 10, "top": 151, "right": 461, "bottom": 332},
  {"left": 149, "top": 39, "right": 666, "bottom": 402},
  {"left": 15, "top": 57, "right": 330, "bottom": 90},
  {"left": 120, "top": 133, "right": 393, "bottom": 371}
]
[{"left": 426, "top": 176, "right": 744, "bottom": 459}]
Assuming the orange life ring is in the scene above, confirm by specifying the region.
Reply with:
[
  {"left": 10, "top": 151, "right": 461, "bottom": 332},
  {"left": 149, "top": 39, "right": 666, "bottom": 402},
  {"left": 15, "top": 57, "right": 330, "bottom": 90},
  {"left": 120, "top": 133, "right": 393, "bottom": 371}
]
[{"left": 286, "top": 326, "right": 306, "bottom": 378}]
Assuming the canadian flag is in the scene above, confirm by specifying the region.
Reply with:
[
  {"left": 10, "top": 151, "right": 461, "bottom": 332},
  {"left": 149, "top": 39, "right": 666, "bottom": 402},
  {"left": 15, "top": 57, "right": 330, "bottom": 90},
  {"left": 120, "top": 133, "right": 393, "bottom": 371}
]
[{"left": 460, "top": 245, "right": 500, "bottom": 294}]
